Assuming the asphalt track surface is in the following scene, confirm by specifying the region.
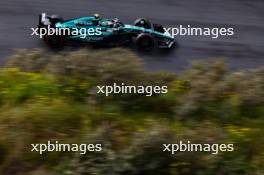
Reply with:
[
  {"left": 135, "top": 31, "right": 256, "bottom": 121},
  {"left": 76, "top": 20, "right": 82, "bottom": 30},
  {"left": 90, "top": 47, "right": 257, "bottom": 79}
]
[{"left": 0, "top": 0, "right": 264, "bottom": 71}]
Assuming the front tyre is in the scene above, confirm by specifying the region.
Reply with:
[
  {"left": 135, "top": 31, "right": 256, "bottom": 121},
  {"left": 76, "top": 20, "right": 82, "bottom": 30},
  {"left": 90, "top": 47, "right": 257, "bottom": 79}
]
[
  {"left": 135, "top": 33, "right": 154, "bottom": 51},
  {"left": 134, "top": 18, "right": 152, "bottom": 29}
]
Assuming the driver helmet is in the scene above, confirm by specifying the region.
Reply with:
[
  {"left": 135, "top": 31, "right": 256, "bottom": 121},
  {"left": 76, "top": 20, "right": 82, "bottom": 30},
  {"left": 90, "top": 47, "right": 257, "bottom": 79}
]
[
  {"left": 94, "top": 13, "right": 101, "bottom": 20},
  {"left": 113, "top": 18, "right": 119, "bottom": 22}
]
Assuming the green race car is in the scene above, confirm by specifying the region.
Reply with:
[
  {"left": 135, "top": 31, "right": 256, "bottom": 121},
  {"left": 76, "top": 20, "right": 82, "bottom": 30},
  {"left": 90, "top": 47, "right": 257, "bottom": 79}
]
[{"left": 38, "top": 13, "right": 175, "bottom": 50}]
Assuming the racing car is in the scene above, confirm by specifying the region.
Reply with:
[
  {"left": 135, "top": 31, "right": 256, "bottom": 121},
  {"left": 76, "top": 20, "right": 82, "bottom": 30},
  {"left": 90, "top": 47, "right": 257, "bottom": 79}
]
[{"left": 37, "top": 13, "right": 175, "bottom": 50}]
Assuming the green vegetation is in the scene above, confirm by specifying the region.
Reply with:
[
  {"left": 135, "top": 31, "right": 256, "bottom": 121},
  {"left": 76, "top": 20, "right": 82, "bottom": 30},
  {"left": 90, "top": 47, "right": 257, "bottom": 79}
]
[{"left": 0, "top": 48, "right": 263, "bottom": 175}]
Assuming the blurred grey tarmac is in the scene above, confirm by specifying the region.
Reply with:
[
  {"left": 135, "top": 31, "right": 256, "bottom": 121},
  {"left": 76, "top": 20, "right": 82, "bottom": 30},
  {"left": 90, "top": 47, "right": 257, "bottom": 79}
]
[{"left": 0, "top": 0, "right": 264, "bottom": 71}]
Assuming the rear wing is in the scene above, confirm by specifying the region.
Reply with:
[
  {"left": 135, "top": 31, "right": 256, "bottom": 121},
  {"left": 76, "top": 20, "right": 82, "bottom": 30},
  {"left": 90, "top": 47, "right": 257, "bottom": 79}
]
[{"left": 38, "top": 13, "right": 51, "bottom": 26}]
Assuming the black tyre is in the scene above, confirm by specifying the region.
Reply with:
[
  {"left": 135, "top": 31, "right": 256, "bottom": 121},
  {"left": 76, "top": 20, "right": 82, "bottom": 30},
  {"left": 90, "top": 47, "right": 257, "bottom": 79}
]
[
  {"left": 134, "top": 18, "right": 152, "bottom": 29},
  {"left": 135, "top": 33, "right": 154, "bottom": 50},
  {"left": 44, "top": 34, "right": 65, "bottom": 48},
  {"left": 49, "top": 15, "right": 64, "bottom": 27},
  {"left": 153, "top": 24, "right": 165, "bottom": 33}
]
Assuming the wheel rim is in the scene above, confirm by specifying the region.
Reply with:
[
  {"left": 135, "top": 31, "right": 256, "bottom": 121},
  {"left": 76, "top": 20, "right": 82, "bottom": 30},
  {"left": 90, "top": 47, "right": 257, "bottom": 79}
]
[
  {"left": 138, "top": 37, "right": 153, "bottom": 49},
  {"left": 45, "top": 35, "right": 64, "bottom": 48}
]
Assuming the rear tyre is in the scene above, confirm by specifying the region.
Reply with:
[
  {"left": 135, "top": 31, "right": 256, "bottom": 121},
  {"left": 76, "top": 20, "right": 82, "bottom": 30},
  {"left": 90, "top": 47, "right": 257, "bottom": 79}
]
[
  {"left": 49, "top": 15, "right": 64, "bottom": 27},
  {"left": 39, "top": 14, "right": 65, "bottom": 48},
  {"left": 135, "top": 33, "right": 154, "bottom": 51},
  {"left": 44, "top": 34, "right": 65, "bottom": 48}
]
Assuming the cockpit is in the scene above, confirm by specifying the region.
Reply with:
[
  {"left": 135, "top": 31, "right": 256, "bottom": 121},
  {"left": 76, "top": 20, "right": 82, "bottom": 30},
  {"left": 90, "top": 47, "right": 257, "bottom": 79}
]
[{"left": 99, "top": 18, "right": 124, "bottom": 28}]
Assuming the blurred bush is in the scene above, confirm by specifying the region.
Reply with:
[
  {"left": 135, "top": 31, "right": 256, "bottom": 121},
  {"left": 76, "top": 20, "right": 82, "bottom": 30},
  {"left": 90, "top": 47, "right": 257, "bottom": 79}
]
[{"left": 0, "top": 48, "right": 263, "bottom": 175}]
